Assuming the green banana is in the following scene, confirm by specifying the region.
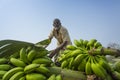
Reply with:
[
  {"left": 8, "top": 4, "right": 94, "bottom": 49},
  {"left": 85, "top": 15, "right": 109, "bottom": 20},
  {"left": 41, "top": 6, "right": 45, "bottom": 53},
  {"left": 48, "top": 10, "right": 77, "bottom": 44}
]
[
  {"left": 73, "top": 54, "right": 87, "bottom": 68},
  {"left": 77, "top": 55, "right": 88, "bottom": 72},
  {"left": 85, "top": 56, "right": 93, "bottom": 75},
  {"left": 10, "top": 58, "right": 26, "bottom": 67},
  {"left": 19, "top": 76, "right": 26, "bottom": 80},
  {"left": 94, "top": 42, "right": 102, "bottom": 49},
  {"left": 70, "top": 49, "right": 82, "bottom": 57},
  {"left": 74, "top": 39, "right": 81, "bottom": 47},
  {"left": 26, "top": 73, "right": 46, "bottom": 80},
  {"left": 24, "top": 63, "right": 40, "bottom": 74},
  {"left": 0, "top": 58, "right": 8, "bottom": 64},
  {"left": 9, "top": 71, "right": 24, "bottom": 80},
  {"left": 56, "top": 74, "right": 62, "bottom": 80},
  {"left": 48, "top": 74, "right": 56, "bottom": 80},
  {"left": 97, "top": 56, "right": 114, "bottom": 73},
  {"left": 61, "top": 60, "right": 68, "bottom": 69},
  {"left": 20, "top": 47, "right": 29, "bottom": 64},
  {"left": 113, "top": 61, "right": 120, "bottom": 73},
  {"left": 68, "top": 57, "right": 74, "bottom": 69},
  {"left": 91, "top": 56, "right": 107, "bottom": 79},
  {"left": 32, "top": 58, "right": 52, "bottom": 64},
  {"left": 35, "top": 66, "right": 50, "bottom": 75},
  {"left": 27, "top": 49, "right": 37, "bottom": 62},
  {"left": 2, "top": 67, "right": 23, "bottom": 80},
  {"left": 66, "top": 45, "right": 77, "bottom": 50},
  {"left": 0, "top": 64, "right": 12, "bottom": 71},
  {"left": 87, "top": 39, "right": 97, "bottom": 49},
  {"left": 35, "top": 50, "right": 48, "bottom": 58},
  {"left": 0, "top": 70, "right": 7, "bottom": 78},
  {"left": 83, "top": 40, "right": 89, "bottom": 48}
]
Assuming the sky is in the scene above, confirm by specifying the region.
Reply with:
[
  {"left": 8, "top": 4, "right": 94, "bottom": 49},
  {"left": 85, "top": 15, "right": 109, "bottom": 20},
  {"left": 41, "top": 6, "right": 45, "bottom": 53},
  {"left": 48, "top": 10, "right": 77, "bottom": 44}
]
[{"left": 0, "top": 0, "right": 120, "bottom": 50}]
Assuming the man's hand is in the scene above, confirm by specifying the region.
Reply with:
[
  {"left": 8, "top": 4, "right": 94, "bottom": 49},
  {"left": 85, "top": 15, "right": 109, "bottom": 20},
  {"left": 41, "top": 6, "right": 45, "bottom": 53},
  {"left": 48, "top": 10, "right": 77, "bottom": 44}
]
[{"left": 48, "top": 41, "right": 68, "bottom": 58}]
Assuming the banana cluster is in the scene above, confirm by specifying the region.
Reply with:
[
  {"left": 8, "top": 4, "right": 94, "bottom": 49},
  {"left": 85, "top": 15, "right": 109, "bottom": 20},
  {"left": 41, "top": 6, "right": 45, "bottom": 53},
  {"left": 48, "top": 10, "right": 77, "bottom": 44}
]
[
  {"left": 110, "top": 60, "right": 120, "bottom": 80},
  {"left": 58, "top": 39, "right": 117, "bottom": 80},
  {"left": 0, "top": 58, "right": 12, "bottom": 79},
  {"left": 1, "top": 46, "right": 60, "bottom": 80}
]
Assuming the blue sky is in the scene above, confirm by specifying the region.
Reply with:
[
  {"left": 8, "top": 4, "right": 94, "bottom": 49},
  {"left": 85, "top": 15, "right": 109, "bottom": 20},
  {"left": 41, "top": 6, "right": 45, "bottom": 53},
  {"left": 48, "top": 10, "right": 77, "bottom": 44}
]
[{"left": 0, "top": 0, "right": 120, "bottom": 50}]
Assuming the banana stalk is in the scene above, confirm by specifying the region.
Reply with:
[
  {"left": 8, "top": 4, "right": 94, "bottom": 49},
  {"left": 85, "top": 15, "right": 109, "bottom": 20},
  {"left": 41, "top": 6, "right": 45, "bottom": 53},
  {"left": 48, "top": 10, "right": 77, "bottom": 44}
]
[
  {"left": 90, "top": 47, "right": 120, "bottom": 56},
  {"left": 48, "top": 67, "right": 86, "bottom": 80}
]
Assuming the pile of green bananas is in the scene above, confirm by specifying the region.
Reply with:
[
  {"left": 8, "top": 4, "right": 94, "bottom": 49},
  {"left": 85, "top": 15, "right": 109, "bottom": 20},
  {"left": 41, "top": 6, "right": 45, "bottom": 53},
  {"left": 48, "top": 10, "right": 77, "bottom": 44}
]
[
  {"left": 0, "top": 58, "right": 12, "bottom": 79},
  {"left": 57, "top": 39, "right": 118, "bottom": 80},
  {"left": 109, "top": 60, "right": 120, "bottom": 80},
  {"left": 0, "top": 46, "right": 63, "bottom": 80}
]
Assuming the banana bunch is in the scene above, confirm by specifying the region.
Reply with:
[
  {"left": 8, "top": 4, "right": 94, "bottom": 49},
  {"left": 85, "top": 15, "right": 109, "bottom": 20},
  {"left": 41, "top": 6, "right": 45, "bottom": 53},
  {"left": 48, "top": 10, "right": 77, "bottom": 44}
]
[
  {"left": 2, "top": 46, "right": 56, "bottom": 80},
  {"left": 58, "top": 39, "right": 103, "bottom": 69},
  {"left": 0, "top": 58, "right": 12, "bottom": 79},
  {"left": 57, "top": 39, "right": 116, "bottom": 80},
  {"left": 110, "top": 60, "right": 120, "bottom": 80}
]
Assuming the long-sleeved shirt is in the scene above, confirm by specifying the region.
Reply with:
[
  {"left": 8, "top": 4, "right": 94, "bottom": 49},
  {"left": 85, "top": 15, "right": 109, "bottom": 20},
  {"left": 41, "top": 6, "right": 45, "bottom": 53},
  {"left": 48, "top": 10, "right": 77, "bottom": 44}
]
[{"left": 49, "top": 26, "right": 72, "bottom": 47}]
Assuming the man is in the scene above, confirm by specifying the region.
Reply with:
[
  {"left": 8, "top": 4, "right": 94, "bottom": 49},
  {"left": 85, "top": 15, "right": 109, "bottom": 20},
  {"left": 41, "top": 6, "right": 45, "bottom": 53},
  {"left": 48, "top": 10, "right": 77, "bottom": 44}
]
[{"left": 48, "top": 18, "right": 72, "bottom": 62}]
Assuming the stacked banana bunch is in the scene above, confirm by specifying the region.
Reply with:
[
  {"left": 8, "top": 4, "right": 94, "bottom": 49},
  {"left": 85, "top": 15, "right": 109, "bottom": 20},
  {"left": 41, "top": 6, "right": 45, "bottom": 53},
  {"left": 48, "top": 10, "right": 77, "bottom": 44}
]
[
  {"left": 110, "top": 60, "right": 120, "bottom": 80},
  {"left": 0, "top": 46, "right": 63, "bottom": 80},
  {"left": 58, "top": 39, "right": 117, "bottom": 80},
  {"left": 0, "top": 58, "right": 12, "bottom": 79}
]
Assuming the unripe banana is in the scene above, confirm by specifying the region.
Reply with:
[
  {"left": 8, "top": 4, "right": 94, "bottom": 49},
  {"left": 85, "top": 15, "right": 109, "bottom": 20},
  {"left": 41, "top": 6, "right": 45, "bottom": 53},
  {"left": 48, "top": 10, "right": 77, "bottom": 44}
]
[
  {"left": 32, "top": 58, "right": 52, "bottom": 64},
  {"left": 66, "top": 45, "right": 77, "bottom": 50},
  {"left": 27, "top": 49, "right": 37, "bottom": 62},
  {"left": 73, "top": 54, "right": 87, "bottom": 68},
  {"left": 61, "top": 60, "right": 68, "bottom": 69},
  {"left": 85, "top": 56, "right": 93, "bottom": 75},
  {"left": 98, "top": 56, "right": 114, "bottom": 73},
  {"left": 78, "top": 56, "right": 88, "bottom": 72},
  {"left": 70, "top": 49, "right": 82, "bottom": 57},
  {"left": 113, "top": 61, "right": 120, "bottom": 73},
  {"left": 79, "top": 39, "right": 84, "bottom": 48},
  {"left": 74, "top": 39, "right": 81, "bottom": 47},
  {"left": 48, "top": 74, "right": 56, "bottom": 80},
  {"left": 24, "top": 63, "right": 40, "bottom": 74},
  {"left": 87, "top": 39, "right": 97, "bottom": 49},
  {"left": 0, "top": 70, "right": 7, "bottom": 78},
  {"left": 2, "top": 67, "right": 23, "bottom": 80},
  {"left": 10, "top": 58, "right": 26, "bottom": 67},
  {"left": 26, "top": 73, "right": 46, "bottom": 80},
  {"left": 35, "top": 50, "right": 48, "bottom": 58},
  {"left": 35, "top": 66, "right": 50, "bottom": 75},
  {"left": 56, "top": 74, "right": 62, "bottom": 80},
  {"left": 91, "top": 57, "right": 107, "bottom": 79},
  {"left": 83, "top": 40, "right": 89, "bottom": 48},
  {"left": 9, "top": 71, "right": 24, "bottom": 80},
  {"left": 94, "top": 42, "right": 102, "bottom": 49},
  {"left": 68, "top": 57, "right": 74, "bottom": 69},
  {"left": 20, "top": 47, "right": 29, "bottom": 64},
  {"left": 0, "top": 64, "right": 12, "bottom": 71},
  {"left": 19, "top": 76, "right": 26, "bottom": 80},
  {"left": 0, "top": 58, "right": 8, "bottom": 64}
]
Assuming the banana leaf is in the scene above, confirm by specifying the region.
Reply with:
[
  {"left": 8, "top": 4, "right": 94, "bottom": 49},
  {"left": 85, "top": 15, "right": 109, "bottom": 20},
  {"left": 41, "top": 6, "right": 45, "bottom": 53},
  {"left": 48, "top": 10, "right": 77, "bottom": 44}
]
[
  {"left": 0, "top": 39, "right": 34, "bottom": 58},
  {"left": 0, "top": 39, "right": 50, "bottom": 58},
  {"left": 35, "top": 39, "right": 51, "bottom": 48}
]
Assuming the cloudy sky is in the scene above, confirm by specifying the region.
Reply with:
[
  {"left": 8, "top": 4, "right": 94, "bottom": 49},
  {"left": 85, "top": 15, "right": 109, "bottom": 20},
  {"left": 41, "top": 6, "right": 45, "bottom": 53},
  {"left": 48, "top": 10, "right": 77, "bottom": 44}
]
[{"left": 0, "top": 0, "right": 120, "bottom": 50}]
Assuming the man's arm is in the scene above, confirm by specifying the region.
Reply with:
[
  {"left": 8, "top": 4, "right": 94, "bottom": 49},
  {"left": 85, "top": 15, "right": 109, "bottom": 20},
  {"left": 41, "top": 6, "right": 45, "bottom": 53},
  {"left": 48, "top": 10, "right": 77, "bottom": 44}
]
[{"left": 49, "top": 41, "right": 68, "bottom": 58}]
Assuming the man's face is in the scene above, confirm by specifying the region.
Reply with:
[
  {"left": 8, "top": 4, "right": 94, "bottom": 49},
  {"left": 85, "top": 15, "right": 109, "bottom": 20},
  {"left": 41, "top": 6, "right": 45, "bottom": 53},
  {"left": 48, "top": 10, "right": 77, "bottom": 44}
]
[{"left": 53, "top": 21, "right": 60, "bottom": 30}]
